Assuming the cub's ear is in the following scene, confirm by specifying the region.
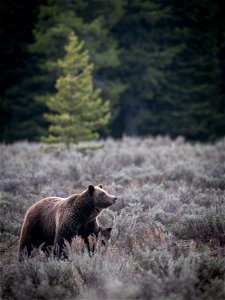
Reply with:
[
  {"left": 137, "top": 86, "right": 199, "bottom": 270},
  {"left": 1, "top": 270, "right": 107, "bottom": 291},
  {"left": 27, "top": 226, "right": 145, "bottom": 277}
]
[
  {"left": 88, "top": 185, "right": 95, "bottom": 193},
  {"left": 107, "top": 227, "right": 112, "bottom": 232},
  {"left": 99, "top": 184, "right": 103, "bottom": 189}
]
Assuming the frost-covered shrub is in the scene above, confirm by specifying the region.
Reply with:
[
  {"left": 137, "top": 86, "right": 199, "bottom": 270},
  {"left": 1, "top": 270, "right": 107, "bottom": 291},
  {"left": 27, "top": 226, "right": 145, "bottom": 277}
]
[
  {"left": 136, "top": 250, "right": 225, "bottom": 300},
  {"left": 172, "top": 207, "right": 225, "bottom": 246},
  {"left": 1, "top": 136, "right": 225, "bottom": 299},
  {"left": 0, "top": 260, "right": 79, "bottom": 300}
]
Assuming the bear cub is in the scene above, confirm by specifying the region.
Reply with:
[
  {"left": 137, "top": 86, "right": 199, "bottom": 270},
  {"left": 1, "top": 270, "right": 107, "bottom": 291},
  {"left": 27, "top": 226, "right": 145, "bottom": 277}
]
[
  {"left": 78, "top": 219, "right": 112, "bottom": 252},
  {"left": 19, "top": 184, "right": 116, "bottom": 260}
]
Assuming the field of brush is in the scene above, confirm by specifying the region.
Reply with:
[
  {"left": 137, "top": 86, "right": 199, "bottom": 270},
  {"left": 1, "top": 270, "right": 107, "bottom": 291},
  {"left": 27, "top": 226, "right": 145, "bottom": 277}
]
[{"left": 0, "top": 136, "right": 225, "bottom": 299}]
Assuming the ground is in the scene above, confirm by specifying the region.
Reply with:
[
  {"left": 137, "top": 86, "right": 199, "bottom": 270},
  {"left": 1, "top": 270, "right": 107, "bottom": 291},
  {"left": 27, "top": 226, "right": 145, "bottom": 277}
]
[{"left": 0, "top": 136, "right": 225, "bottom": 299}]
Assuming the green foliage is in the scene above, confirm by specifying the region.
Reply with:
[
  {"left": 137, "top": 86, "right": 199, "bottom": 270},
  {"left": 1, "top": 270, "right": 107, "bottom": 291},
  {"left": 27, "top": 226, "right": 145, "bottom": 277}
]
[
  {"left": 0, "top": 0, "right": 225, "bottom": 142},
  {"left": 0, "top": 0, "right": 46, "bottom": 142},
  {"left": 114, "top": 0, "right": 225, "bottom": 140},
  {"left": 43, "top": 32, "right": 110, "bottom": 148},
  {"left": 29, "top": 1, "right": 125, "bottom": 138}
]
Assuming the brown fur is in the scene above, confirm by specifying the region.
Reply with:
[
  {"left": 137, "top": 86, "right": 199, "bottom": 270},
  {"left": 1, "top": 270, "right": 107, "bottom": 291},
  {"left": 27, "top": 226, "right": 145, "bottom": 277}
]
[
  {"left": 18, "top": 185, "right": 116, "bottom": 260},
  {"left": 78, "top": 219, "right": 112, "bottom": 252}
]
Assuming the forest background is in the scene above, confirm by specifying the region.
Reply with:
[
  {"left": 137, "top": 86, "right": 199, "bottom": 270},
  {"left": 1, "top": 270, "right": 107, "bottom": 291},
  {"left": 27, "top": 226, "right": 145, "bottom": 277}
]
[{"left": 1, "top": 0, "right": 225, "bottom": 144}]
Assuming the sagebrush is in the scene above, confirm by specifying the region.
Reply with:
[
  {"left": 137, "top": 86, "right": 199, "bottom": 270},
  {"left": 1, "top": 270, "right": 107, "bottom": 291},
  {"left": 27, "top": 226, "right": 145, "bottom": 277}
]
[{"left": 0, "top": 136, "right": 225, "bottom": 299}]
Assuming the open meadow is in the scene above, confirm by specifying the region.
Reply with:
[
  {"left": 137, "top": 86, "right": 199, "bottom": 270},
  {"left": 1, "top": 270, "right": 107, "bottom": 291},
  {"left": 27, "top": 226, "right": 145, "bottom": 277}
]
[{"left": 0, "top": 136, "right": 225, "bottom": 300}]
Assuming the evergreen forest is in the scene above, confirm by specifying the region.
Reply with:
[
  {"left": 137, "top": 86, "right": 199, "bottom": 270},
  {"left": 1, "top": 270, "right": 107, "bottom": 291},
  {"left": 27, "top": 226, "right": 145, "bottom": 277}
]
[{"left": 1, "top": 0, "right": 225, "bottom": 143}]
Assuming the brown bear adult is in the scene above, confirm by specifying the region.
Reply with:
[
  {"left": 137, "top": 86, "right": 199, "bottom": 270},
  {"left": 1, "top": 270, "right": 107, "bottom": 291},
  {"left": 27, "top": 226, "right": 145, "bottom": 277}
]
[{"left": 18, "top": 184, "right": 116, "bottom": 260}]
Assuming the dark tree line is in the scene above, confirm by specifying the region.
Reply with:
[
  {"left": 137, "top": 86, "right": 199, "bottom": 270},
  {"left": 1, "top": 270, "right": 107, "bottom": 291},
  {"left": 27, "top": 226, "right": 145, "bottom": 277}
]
[{"left": 1, "top": 0, "right": 225, "bottom": 143}]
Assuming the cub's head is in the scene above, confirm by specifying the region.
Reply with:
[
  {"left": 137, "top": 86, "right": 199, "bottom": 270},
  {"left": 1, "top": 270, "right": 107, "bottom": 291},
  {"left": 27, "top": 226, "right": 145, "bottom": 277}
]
[
  {"left": 88, "top": 227, "right": 112, "bottom": 252},
  {"left": 99, "top": 227, "right": 112, "bottom": 246},
  {"left": 88, "top": 184, "right": 117, "bottom": 209}
]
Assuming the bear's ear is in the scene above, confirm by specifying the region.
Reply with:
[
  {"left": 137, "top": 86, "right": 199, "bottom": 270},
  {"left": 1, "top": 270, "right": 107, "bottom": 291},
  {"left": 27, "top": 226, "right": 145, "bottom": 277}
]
[
  {"left": 88, "top": 185, "right": 95, "bottom": 193},
  {"left": 99, "top": 184, "right": 103, "bottom": 189},
  {"left": 106, "top": 227, "right": 112, "bottom": 232}
]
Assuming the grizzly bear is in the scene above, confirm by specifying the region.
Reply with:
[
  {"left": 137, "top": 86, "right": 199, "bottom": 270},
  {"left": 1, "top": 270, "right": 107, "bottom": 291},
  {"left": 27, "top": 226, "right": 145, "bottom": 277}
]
[
  {"left": 78, "top": 219, "right": 112, "bottom": 252},
  {"left": 18, "top": 184, "right": 116, "bottom": 260}
]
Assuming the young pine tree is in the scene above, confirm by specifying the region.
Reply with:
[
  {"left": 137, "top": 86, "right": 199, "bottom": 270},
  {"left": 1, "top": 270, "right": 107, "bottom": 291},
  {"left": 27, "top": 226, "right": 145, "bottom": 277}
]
[{"left": 43, "top": 32, "right": 111, "bottom": 148}]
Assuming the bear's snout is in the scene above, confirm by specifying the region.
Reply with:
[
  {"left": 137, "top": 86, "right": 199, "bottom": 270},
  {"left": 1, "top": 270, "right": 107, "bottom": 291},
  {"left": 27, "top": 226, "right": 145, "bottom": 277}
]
[{"left": 113, "top": 196, "right": 117, "bottom": 203}]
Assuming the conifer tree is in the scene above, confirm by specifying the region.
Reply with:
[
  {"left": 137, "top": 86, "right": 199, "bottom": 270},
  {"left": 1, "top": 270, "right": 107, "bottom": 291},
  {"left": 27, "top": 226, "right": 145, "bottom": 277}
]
[
  {"left": 29, "top": 1, "right": 125, "bottom": 139},
  {"left": 43, "top": 32, "right": 110, "bottom": 148}
]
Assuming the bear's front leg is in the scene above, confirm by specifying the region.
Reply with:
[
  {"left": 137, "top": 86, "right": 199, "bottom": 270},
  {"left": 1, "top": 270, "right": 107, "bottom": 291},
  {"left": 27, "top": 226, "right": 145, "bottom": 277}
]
[
  {"left": 53, "top": 225, "right": 78, "bottom": 259},
  {"left": 53, "top": 240, "right": 66, "bottom": 259}
]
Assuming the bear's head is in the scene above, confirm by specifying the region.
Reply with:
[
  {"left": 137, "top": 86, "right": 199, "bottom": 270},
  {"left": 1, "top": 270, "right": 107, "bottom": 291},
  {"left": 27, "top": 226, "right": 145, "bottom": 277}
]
[
  {"left": 88, "top": 227, "right": 112, "bottom": 252},
  {"left": 88, "top": 184, "right": 117, "bottom": 209},
  {"left": 99, "top": 227, "right": 112, "bottom": 246}
]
